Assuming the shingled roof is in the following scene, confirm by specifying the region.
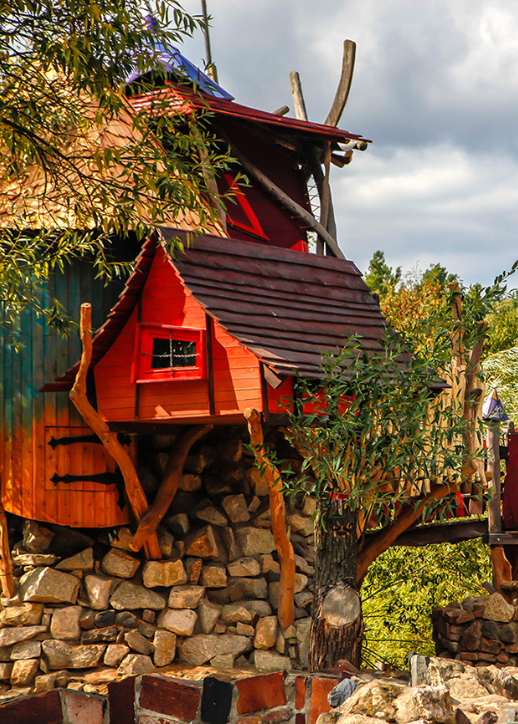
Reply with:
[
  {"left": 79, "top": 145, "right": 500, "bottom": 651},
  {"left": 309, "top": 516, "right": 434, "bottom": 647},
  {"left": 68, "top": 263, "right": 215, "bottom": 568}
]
[{"left": 49, "top": 229, "right": 387, "bottom": 390}]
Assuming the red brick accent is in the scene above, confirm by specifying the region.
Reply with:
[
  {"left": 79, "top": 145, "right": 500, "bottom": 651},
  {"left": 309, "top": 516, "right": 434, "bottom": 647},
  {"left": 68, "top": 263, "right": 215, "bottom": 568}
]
[
  {"left": 296, "top": 714, "right": 305, "bottom": 724},
  {"left": 236, "top": 672, "right": 287, "bottom": 715},
  {"left": 308, "top": 677, "right": 338, "bottom": 724},
  {"left": 236, "top": 717, "right": 263, "bottom": 724},
  {"left": 497, "top": 654, "right": 510, "bottom": 663},
  {"left": 265, "top": 708, "right": 293, "bottom": 723},
  {"left": 295, "top": 676, "right": 306, "bottom": 710},
  {"left": 456, "top": 613, "right": 475, "bottom": 624},
  {"left": 108, "top": 676, "right": 136, "bottom": 724},
  {"left": 0, "top": 689, "right": 62, "bottom": 724},
  {"left": 139, "top": 675, "right": 201, "bottom": 721}
]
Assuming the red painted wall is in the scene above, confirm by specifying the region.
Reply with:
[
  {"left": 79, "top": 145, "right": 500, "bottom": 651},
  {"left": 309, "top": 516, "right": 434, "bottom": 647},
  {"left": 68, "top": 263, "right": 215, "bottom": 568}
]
[{"left": 94, "top": 248, "right": 264, "bottom": 422}]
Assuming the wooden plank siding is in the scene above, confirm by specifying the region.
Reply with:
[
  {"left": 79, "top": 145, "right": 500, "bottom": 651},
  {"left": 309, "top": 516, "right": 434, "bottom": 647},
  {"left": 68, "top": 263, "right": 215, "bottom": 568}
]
[
  {"left": 0, "top": 261, "right": 131, "bottom": 527},
  {"left": 94, "top": 248, "right": 263, "bottom": 423}
]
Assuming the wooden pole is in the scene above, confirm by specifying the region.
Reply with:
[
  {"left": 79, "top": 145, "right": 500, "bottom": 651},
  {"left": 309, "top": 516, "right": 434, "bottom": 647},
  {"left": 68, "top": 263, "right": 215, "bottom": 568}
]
[
  {"left": 324, "top": 40, "right": 356, "bottom": 127},
  {"left": 488, "top": 423, "right": 502, "bottom": 534},
  {"left": 289, "top": 71, "right": 308, "bottom": 121},
  {"left": 229, "top": 144, "right": 345, "bottom": 260},
  {"left": 130, "top": 423, "right": 212, "bottom": 552},
  {"left": 0, "top": 505, "right": 15, "bottom": 598},
  {"left": 244, "top": 408, "right": 295, "bottom": 628},
  {"left": 70, "top": 303, "right": 161, "bottom": 559},
  {"left": 201, "top": 0, "right": 218, "bottom": 82}
]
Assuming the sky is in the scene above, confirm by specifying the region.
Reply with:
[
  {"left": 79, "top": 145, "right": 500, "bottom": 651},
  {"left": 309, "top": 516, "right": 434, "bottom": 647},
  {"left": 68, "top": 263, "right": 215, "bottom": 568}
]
[{"left": 177, "top": 0, "right": 518, "bottom": 287}]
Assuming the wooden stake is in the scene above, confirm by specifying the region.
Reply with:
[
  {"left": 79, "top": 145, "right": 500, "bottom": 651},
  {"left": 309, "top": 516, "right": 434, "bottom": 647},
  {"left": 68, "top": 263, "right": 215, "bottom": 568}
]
[
  {"left": 70, "top": 303, "right": 161, "bottom": 559},
  {"left": 324, "top": 40, "right": 356, "bottom": 127},
  {"left": 289, "top": 71, "right": 308, "bottom": 121},
  {"left": 0, "top": 505, "right": 15, "bottom": 598},
  {"left": 130, "top": 423, "right": 212, "bottom": 552},
  {"left": 244, "top": 408, "right": 295, "bottom": 628},
  {"left": 487, "top": 423, "right": 502, "bottom": 534}
]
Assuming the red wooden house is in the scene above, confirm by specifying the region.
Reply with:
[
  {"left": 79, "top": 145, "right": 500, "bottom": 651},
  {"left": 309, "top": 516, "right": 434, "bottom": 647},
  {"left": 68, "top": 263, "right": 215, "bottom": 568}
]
[{"left": 0, "top": 43, "right": 384, "bottom": 531}]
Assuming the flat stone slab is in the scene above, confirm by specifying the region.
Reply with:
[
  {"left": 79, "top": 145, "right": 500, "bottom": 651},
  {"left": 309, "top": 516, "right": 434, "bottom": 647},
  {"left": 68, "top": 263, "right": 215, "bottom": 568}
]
[
  {"left": 110, "top": 582, "right": 166, "bottom": 611},
  {"left": 0, "top": 625, "right": 47, "bottom": 648},
  {"left": 41, "top": 640, "right": 106, "bottom": 669},
  {"left": 179, "top": 633, "right": 252, "bottom": 666},
  {"left": 20, "top": 567, "right": 80, "bottom": 604}
]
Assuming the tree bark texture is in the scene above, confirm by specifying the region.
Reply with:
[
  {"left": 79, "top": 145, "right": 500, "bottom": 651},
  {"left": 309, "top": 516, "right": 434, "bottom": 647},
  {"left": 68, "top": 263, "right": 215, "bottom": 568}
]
[{"left": 309, "top": 500, "right": 364, "bottom": 671}]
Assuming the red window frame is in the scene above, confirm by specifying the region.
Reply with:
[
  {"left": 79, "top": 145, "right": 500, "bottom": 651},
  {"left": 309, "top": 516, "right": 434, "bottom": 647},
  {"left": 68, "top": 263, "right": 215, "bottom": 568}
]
[{"left": 133, "top": 324, "right": 206, "bottom": 383}]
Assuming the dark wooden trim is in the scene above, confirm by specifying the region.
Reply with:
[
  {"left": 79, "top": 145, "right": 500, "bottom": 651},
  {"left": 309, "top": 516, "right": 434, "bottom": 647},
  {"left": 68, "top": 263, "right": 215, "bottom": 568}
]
[
  {"left": 260, "top": 362, "right": 270, "bottom": 423},
  {"left": 488, "top": 532, "right": 518, "bottom": 545},
  {"left": 205, "top": 313, "right": 215, "bottom": 416},
  {"left": 134, "top": 293, "right": 143, "bottom": 420}
]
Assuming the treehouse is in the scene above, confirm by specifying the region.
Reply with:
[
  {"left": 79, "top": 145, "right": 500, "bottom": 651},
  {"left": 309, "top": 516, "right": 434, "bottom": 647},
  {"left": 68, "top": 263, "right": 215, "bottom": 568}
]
[{"left": 0, "top": 38, "right": 377, "bottom": 535}]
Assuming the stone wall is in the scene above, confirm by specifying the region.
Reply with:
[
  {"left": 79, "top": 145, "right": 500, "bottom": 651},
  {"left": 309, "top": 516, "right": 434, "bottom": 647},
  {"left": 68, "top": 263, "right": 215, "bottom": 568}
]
[
  {"left": 432, "top": 593, "right": 518, "bottom": 666},
  {"left": 0, "top": 426, "right": 316, "bottom": 699}
]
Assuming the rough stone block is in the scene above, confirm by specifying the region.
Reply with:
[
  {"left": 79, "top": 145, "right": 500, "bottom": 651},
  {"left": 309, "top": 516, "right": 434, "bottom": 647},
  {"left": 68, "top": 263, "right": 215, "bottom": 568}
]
[
  {"left": 23, "top": 520, "right": 54, "bottom": 552},
  {"left": 222, "top": 494, "right": 250, "bottom": 523},
  {"left": 20, "top": 567, "right": 80, "bottom": 604},
  {"left": 118, "top": 653, "right": 154, "bottom": 677},
  {"left": 142, "top": 560, "right": 187, "bottom": 588},
  {"left": 229, "top": 577, "right": 267, "bottom": 600},
  {"left": 0, "top": 625, "right": 47, "bottom": 648},
  {"left": 82, "top": 626, "right": 118, "bottom": 644},
  {"left": 84, "top": 574, "right": 113, "bottom": 610},
  {"left": 198, "top": 599, "right": 222, "bottom": 634},
  {"left": 10, "top": 658, "right": 39, "bottom": 686},
  {"left": 221, "top": 603, "right": 253, "bottom": 624},
  {"left": 10, "top": 640, "right": 41, "bottom": 660},
  {"left": 153, "top": 629, "right": 176, "bottom": 667},
  {"left": 228, "top": 557, "right": 261, "bottom": 577},
  {"left": 55, "top": 548, "right": 94, "bottom": 572},
  {"left": 253, "top": 650, "right": 292, "bottom": 672},
  {"left": 101, "top": 549, "right": 140, "bottom": 579},
  {"left": 0, "top": 662, "right": 13, "bottom": 681},
  {"left": 157, "top": 608, "right": 198, "bottom": 636},
  {"left": 194, "top": 503, "right": 228, "bottom": 527},
  {"left": 185, "top": 557, "right": 203, "bottom": 585},
  {"left": 0, "top": 602, "right": 43, "bottom": 627},
  {"left": 110, "top": 581, "right": 166, "bottom": 611},
  {"left": 104, "top": 644, "right": 130, "bottom": 667},
  {"left": 184, "top": 525, "right": 220, "bottom": 559},
  {"left": 236, "top": 528, "right": 275, "bottom": 556},
  {"left": 50, "top": 606, "right": 81, "bottom": 641},
  {"left": 42, "top": 640, "right": 106, "bottom": 669},
  {"left": 179, "top": 633, "right": 252, "bottom": 666},
  {"left": 200, "top": 563, "right": 227, "bottom": 588},
  {"left": 254, "top": 616, "right": 278, "bottom": 650},
  {"left": 125, "top": 631, "right": 155, "bottom": 656},
  {"left": 167, "top": 584, "right": 205, "bottom": 609}
]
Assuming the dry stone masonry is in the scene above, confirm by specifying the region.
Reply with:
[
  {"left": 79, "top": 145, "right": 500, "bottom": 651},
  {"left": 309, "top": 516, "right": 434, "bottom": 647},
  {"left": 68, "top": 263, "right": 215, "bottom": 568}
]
[
  {"left": 0, "top": 426, "right": 316, "bottom": 699},
  {"left": 432, "top": 593, "right": 518, "bottom": 666}
]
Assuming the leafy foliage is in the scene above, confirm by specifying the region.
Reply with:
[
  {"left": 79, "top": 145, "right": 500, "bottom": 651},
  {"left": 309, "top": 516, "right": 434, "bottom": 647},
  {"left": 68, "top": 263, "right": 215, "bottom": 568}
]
[
  {"left": 362, "top": 539, "right": 491, "bottom": 668},
  {"left": 0, "top": 0, "right": 232, "bottom": 326}
]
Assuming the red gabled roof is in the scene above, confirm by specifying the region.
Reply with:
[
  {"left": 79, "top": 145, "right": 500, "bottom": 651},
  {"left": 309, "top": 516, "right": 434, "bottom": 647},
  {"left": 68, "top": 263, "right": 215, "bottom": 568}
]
[
  {"left": 48, "top": 229, "right": 386, "bottom": 390},
  {"left": 128, "top": 84, "right": 371, "bottom": 145}
]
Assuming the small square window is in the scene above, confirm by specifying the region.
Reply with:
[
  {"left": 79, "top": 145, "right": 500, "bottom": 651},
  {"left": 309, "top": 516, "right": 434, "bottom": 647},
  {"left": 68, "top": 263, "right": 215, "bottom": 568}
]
[{"left": 134, "top": 324, "right": 206, "bottom": 383}]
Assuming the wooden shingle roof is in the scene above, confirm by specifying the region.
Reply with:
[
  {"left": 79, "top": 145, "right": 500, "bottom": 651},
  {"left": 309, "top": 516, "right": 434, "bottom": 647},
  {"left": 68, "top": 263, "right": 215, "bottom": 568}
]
[
  {"left": 164, "top": 229, "right": 386, "bottom": 378},
  {"left": 49, "top": 228, "right": 387, "bottom": 390}
]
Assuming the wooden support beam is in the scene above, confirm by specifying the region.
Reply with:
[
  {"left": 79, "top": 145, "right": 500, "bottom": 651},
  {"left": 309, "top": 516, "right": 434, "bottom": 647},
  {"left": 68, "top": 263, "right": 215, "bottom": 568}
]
[
  {"left": 230, "top": 144, "right": 345, "bottom": 260},
  {"left": 289, "top": 71, "right": 308, "bottom": 121},
  {"left": 324, "top": 40, "right": 356, "bottom": 127},
  {"left": 130, "top": 423, "right": 212, "bottom": 552},
  {"left": 0, "top": 505, "right": 15, "bottom": 598},
  {"left": 384, "top": 517, "right": 487, "bottom": 547},
  {"left": 70, "top": 303, "right": 161, "bottom": 560},
  {"left": 244, "top": 408, "right": 295, "bottom": 628},
  {"left": 488, "top": 424, "right": 502, "bottom": 534}
]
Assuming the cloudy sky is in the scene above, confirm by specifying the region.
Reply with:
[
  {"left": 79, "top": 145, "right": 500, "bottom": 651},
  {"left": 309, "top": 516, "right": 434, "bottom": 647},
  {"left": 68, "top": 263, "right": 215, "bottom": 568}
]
[{"left": 178, "top": 0, "right": 518, "bottom": 287}]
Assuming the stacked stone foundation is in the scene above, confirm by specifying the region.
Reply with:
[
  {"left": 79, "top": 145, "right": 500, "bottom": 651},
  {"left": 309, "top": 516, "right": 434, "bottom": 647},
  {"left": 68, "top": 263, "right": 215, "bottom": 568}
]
[
  {"left": 0, "top": 426, "right": 316, "bottom": 699},
  {"left": 432, "top": 593, "right": 518, "bottom": 666}
]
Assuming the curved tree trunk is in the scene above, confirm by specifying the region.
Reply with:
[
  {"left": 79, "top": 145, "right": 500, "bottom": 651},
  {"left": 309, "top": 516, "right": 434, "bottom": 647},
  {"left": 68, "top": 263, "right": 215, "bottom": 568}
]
[{"left": 309, "top": 500, "right": 363, "bottom": 671}]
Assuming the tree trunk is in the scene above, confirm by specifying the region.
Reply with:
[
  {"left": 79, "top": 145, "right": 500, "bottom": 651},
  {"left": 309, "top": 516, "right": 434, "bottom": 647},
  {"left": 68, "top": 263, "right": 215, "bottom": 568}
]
[{"left": 309, "top": 499, "right": 363, "bottom": 671}]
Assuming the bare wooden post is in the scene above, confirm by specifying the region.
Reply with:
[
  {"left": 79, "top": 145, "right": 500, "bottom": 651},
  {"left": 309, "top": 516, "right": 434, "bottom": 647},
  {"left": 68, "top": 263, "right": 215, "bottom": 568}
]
[
  {"left": 289, "top": 71, "right": 308, "bottom": 121},
  {"left": 324, "top": 40, "right": 357, "bottom": 127},
  {"left": 0, "top": 506, "right": 15, "bottom": 598},
  {"left": 488, "top": 423, "right": 502, "bottom": 534},
  {"left": 244, "top": 408, "right": 295, "bottom": 629},
  {"left": 70, "top": 303, "right": 161, "bottom": 559}
]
